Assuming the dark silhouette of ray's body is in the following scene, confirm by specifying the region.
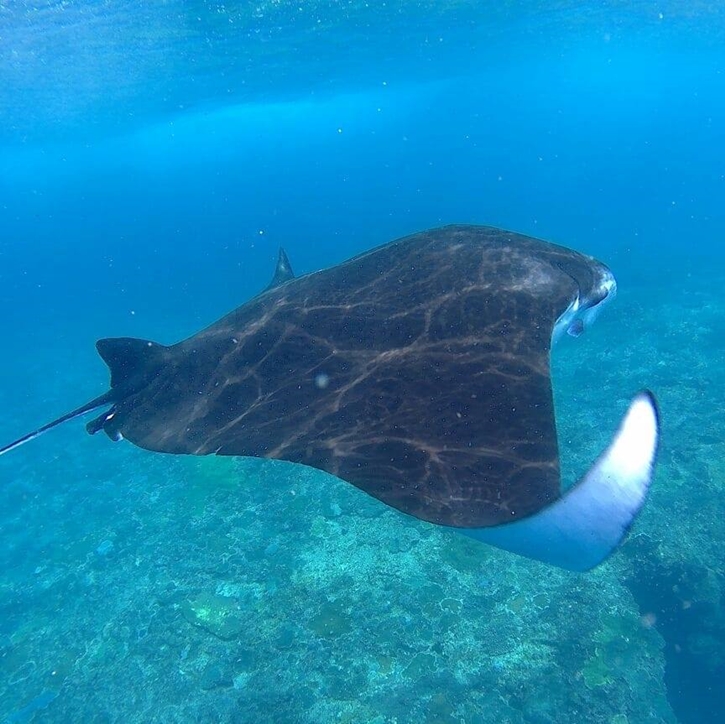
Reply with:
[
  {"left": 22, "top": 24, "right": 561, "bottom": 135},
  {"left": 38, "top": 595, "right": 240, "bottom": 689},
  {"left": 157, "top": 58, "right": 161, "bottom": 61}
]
[{"left": 0, "top": 226, "right": 659, "bottom": 570}]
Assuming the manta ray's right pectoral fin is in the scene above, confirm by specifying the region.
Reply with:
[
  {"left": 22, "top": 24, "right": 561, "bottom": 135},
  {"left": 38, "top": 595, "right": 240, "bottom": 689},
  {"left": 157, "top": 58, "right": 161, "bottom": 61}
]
[{"left": 462, "top": 391, "right": 659, "bottom": 571}]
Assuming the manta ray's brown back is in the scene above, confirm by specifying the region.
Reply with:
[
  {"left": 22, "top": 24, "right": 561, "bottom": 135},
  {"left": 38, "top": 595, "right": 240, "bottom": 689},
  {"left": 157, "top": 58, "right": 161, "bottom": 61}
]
[{"left": 91, "top": 226, "right": 595, "bottom": 527}]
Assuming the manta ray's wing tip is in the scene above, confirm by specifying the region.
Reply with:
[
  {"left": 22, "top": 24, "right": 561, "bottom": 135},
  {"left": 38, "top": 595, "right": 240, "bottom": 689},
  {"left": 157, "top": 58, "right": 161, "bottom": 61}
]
[{"left": 462, "top": 390, "right": 660, "bottom": 572}]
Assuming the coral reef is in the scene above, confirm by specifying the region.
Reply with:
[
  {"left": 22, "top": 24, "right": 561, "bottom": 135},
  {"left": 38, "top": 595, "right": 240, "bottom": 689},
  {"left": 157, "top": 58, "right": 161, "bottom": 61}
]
[{"left": 0, "top": 279, "right": 721, "bottom": 723}]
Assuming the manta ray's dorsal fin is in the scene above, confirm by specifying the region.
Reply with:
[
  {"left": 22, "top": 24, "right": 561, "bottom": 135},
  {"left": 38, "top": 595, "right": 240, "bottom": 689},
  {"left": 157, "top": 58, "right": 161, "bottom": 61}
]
[
  {"left": 462, "top": 391, "right": 659, "bottom": 571},
  {"left": 264, "top": 248, "right": 295, "bottom": 292}
]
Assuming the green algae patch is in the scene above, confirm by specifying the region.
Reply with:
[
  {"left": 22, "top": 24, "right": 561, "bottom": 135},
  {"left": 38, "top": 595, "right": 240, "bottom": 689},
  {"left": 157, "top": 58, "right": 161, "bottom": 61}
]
[
  {"left": 439, "top": 537, "right": 486, "bottom": 574},
  {"left": 420, "top": 584, "right": 445, "bottom": 618},
  {"left": 310, "top": 515, "right": 335, "bottom": 538},
  {"left": 308, "top": 601, "right": 352, "bottom": 639},
  {"left": 507, "top": 595, "right": 528, "bottom": 614},
  {"left": 182, "top": 592, "right": 245, "bottom": 640},
  {"left": 425, "top": 691, "right": 458, "bottom": 724},
  {"left": 585, "top": 610, "right": 645, "bottom": 686},
  {"left": 376, "top": 653, "right": 394, "bottom": 675},
  {"left": 403, "top": 652, "right": 436, "bottom": 679},
  {"left": 181, "top": 458, "right": 245, "bottom": 513},
  {"left": 439, "top": 597, "right": 462, "bottom": 614},
  {"left": 582, "top": 650, "right": 613, "bottom": 688}
]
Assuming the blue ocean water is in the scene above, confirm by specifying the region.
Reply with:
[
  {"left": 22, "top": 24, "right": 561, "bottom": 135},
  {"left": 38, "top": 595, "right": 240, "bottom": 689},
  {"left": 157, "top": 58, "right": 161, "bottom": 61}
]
[{"left": 1, "top": 2, "right": 724, "bottom": 722}]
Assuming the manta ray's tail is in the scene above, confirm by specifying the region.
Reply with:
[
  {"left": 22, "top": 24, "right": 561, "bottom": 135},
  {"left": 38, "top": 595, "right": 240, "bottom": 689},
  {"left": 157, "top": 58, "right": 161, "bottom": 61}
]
[
  {"left": 0, "top": 337, "right": 168, "bottom": 457},
  {"left": 462, "top": 391, "right": 659, "bottom": 571},
  {"left": 0, "top": 390, "right": 117, "bottom": 457}
]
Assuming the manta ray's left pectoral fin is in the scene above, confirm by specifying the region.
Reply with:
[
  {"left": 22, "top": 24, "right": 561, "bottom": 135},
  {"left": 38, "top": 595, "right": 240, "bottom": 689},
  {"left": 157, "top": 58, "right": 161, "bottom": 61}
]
[{"left": 462, "top": 391, "right": 659, "bottom": 571}]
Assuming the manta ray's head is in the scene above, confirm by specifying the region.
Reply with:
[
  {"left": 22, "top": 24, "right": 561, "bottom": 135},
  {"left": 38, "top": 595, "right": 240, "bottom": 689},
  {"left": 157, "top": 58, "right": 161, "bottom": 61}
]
[{"left": 553, "top": 260, "right": 617, "bottom": 341}]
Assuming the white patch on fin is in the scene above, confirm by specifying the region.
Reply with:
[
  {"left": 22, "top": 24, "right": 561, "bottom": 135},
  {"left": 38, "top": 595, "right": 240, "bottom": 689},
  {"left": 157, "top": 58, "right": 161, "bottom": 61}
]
[{"left": 460, "top": 391, "right": 659, "bottom": 572}]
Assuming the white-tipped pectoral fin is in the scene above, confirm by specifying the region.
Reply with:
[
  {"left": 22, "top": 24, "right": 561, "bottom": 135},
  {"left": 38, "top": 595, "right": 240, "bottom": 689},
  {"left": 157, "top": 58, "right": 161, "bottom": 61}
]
[{"left": 461, "top": 391, "right": 659, "bottom": 572}]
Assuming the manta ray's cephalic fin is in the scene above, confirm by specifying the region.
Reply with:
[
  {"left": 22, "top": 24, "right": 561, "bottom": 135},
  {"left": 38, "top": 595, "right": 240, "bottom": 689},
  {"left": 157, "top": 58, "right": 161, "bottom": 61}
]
[{"left": 462, "top": 391, "right": 659, "bottom": 571}]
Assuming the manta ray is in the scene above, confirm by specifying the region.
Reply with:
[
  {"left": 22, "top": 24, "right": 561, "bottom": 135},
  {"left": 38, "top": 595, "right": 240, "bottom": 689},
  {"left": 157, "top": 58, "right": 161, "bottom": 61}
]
[{"left": 0, "top": 225, "right": 659, "bottom": 571}]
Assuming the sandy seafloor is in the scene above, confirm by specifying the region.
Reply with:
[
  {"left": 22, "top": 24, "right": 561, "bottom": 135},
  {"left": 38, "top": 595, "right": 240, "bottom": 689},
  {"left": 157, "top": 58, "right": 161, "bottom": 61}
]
[{"left": 0, "top": 268, "right": 722, "bottom": 724}]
